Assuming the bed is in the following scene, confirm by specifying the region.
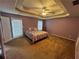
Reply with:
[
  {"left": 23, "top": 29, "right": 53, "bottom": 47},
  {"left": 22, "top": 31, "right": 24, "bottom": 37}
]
[{"left": 24, "top": 29, "right": 48, "bottom": 43}]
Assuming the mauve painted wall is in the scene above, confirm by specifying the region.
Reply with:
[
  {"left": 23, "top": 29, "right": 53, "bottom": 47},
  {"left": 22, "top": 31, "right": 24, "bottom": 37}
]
[
  {"left": 46, "top": 17, "right": 79, "bottom": 41},
  {"left": 22, "top": 17, "right": 38, "bottom": 31},
  {"left": 1, "top": 12, "right": 38, "bottom": 32}
]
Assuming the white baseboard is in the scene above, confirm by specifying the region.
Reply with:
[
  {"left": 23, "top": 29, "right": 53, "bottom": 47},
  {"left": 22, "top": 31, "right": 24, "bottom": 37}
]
[
  {"left": 51, "top": 34, "right": 76, "bottom": 42},
  {"left": 4, "top": 38, "right": 13, "bottom": 43},
  {"left": 12, "top": 35, "right": 23, "bottom": 39},
  {"left": 4, "top": 36, "right": 23, "bottom": 43}
]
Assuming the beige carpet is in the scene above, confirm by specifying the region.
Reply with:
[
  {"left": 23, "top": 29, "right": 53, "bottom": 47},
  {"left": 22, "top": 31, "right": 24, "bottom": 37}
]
[{"left": 5, "top": 36, "right": 75, "bottom": 59}]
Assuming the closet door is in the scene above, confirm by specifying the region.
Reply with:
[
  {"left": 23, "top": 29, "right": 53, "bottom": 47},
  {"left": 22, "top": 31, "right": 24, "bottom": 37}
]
[
  {"left": 0, "top": 18, "right": 6, "bottom": 59},
  {"left": 1, "top": 16, "right": 12, "bottom": 43}
]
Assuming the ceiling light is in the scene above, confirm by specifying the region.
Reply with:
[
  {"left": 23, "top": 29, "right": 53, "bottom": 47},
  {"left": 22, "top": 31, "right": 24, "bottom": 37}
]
[
  {"left": 42, "top": 12, "right": 47, "bottom": 16},
  {"left": 42, "top": 9, "right": 47, "bottom": 16}
]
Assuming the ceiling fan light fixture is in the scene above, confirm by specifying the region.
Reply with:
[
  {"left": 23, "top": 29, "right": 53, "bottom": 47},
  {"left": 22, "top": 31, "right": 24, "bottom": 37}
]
[
  {"left": 42, "top": 12, "right": 47, "bottom": 16},
  {"left": 41, "top": 8, "right": 48, "bottom": 16}
]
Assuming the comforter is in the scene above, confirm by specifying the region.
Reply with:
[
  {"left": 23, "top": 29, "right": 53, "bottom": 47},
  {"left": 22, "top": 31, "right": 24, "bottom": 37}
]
[{"left": 25, "top": 31, "right": 48, "bottom": 42}]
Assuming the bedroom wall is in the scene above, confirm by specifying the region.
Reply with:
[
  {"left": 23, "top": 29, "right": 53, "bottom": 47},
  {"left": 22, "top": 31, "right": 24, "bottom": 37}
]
[
  {"left": 22, "top": 17, "right": 38, "bottom": 31},
  {"left": 1, "top": 12, "right": 38, "bottom": 41},
  {"left": 1, "top": 12, "right": 38, "bottom": 31},
  {"left": 46, "top": 17, "right": 79, "bottom": 41}
]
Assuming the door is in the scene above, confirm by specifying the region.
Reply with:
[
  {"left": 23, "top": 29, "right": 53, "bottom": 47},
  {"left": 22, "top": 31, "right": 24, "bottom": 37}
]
[
  {"left": 11, "top": 17, "right": 23, "bottom": 39},
  {"left": 1, "top": 16, "right": 12, "bottom": 42}
]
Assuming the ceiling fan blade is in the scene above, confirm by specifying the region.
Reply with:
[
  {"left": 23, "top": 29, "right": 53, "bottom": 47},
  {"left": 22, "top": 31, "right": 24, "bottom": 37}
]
[
  {"left": 47, "top": 11, "right": 56, "bottom": 14},
  {"left": 38, "top": 0, "right": 48, "bottom": 10},
  {"left": 50, "top": 12, "right": 67, "bottom": 17},
  {"left": 39, "top": 0, "right": 44, "bottom": 7},
  {"left": 48, "top": 4, "right": 57, "bottom": 7},
  {"left": 23, "top": 6, "right": 42, "bottom": 10},
  {"left": 48, "top": 9, "right": 62, "bottom": 13}
]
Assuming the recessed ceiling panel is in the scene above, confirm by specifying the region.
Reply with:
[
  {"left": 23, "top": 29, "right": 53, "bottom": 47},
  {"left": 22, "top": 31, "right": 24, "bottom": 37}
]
[
  {"left": 23, "top": 0, "right": 42, "bottom": 8},
  {"left": 15, "top": 0, "right": 69, "bottom": 19}
]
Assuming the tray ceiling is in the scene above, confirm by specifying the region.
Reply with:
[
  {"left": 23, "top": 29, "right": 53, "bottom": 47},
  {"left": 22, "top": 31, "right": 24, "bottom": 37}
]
[
  {"left": 0, "top": 0, "right": 79, "bottom": 19},
  {"left": 15, "top": 0, "right": 69, "bottom": 19}
]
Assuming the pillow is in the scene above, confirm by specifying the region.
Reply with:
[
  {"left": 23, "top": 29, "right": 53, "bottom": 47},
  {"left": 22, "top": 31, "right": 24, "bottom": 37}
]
[
  {"left": 34, "top": 28, "right": 38, "bottom": 31},
  {"left": 28, "top": 28, "right": 32, "bottom": 31}
]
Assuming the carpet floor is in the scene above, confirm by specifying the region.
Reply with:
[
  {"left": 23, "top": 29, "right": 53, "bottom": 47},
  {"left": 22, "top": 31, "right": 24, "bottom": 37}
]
[{"left": 5, "top": 36, "right": 75, "bottom": 59}]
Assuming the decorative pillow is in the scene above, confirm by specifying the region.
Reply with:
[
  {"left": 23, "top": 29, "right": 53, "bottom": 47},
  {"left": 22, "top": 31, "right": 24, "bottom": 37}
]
[
  {"left": 28, "top": 28, "right": 32, "bottom": 31},
  {"left": 34, "top": 28, "right": 38, "bottom": 31}
]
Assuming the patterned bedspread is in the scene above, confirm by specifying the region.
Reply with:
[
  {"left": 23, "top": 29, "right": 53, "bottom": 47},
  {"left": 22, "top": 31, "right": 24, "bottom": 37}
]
[{"left": 25, "top": 31, "right": 48, "bottom": 42}]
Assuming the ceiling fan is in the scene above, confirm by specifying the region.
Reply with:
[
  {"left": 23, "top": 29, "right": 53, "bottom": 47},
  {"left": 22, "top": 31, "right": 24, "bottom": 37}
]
[
  {"left": 23, "top": 7, "right": 58, "bottom": 17},
  {"left": 22, "top": 0, "right": 57, "bottom": 14}
]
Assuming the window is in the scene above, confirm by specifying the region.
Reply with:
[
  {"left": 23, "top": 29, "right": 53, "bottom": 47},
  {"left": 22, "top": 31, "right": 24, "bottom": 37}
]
[{"left": 37, "top": 20, "right": 43, "bottom": 31}]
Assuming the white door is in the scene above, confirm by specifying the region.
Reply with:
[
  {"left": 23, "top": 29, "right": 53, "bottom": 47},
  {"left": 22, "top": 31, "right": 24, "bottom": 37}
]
[
  {"left": 1, "top": 16, "right": 12, "bottom": 42},
  {"left": 11, "top": 18, "right": 23, "bottom": 39}
]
